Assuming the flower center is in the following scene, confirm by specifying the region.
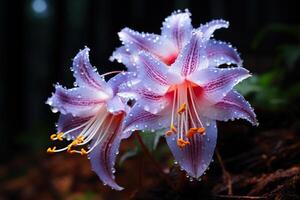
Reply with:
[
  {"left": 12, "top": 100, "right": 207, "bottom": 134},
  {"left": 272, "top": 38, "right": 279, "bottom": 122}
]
[
  {"left": 47, "top": 106, "right": 124, "bottom": 155},
  {"left": 165, "top": 81, "right": 206, "bottom": 149}
]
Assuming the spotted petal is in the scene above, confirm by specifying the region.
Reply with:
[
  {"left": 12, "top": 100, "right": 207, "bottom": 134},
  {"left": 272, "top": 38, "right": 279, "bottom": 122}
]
[
  {"left": 188, "top": 67, "right": 250, "bottom": 102},
  {"left": 166, "top": 117, "right": 217, "bottom": 178},
  {"left": 89, "top": 113, "right": 125, "bottom": 190},
  {"left": 118, "top": 28, "right": 178, "bottom": 65},
  {"left": 161, "top": 10, "right": 193, "bottom": 51},
  {"left": 72, "top": 47, "right": 113, "bottom": 95},
  {"left": 197, "top": 19, "right": 229, "bottom": 41},
  {"left": 202, "top": 90, "right": 257, "bottom": 125},
  {"left": 206, "top": 40, "right": 242, "bottom": 67},
  {"left": 47, "top": 85, "right": 107, "bottom": 116}
]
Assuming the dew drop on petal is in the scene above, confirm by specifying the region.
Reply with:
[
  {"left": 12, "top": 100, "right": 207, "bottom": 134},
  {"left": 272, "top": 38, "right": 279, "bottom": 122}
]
[{"left": 51, "top": 107, "right": 58, "bottom": 113}]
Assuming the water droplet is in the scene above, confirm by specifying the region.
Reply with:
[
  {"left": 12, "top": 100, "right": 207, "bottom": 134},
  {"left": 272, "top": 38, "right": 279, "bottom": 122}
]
[{"left": 51, "top": 107, "right": 58, "bottom": 113}]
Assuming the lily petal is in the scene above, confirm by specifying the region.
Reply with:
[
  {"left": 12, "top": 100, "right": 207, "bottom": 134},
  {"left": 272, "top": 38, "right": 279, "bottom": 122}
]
[
  {"left": 109, "top": 46, "right": 137, "bottom": 71},
  {"left": 161, "top": 10, "right": 193, "bottom": 51},
  {"left": 171, "top": 32, "right": 208, "bottom": 77},
  {"left": 197, "top": 19, "right": 229, "bottom": 41},
  {"left": 72, "top": 47, "right": 113, "bottom": 95},
  {"left": 166, "top": 117, "right": 217, "bottom": 178},
  {"left": 123, "top": 104, "right": 170, "bottom": 135},
  {"left": 107, "top": 72, "right": 137, "bottom": 94},
  {"left": 56, "top": 114, "right": 92, "bottom": 139},
  {"left": 188, "top": 67, "right": 250, "bottom": 102},
  {"left": 135, "top": 51, "right": 173, "bottom": 88},
  {"left": 106, "top": 96, "right": 126, "bottom": 115},
  {"left": 206, "top": 40, "right": 242, "bottom": 67},
  {"left": 118, "top": 28, "right": 178, "bottom": 65},
  {"left": 47, "top": 85, "right": 106, "bottom": 116},
  {"left": 89, "top": 113, "right": 125, "bottom": 190},
  {"left": 203, "top": 90, "right": 257, "bottom": 125}
]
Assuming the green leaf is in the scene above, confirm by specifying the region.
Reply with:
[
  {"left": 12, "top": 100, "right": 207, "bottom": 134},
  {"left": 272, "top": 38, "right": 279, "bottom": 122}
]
[
  {"left": 139, "top": 130, "right": 164, "bottom": 152},
  {"left": 118, "top": 147, "right": 138, "bottom": 166},
  {"left": 252, "top": 24, "right": 300, "bottom": 49},
  {"left": 278, "top": 45, "right": 300, "bottom": 68}
]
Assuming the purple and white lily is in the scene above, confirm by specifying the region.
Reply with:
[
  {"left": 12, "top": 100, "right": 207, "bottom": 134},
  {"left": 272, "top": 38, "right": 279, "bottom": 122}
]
[
  {"left": 46, "top": 47, "right": 136, "bottom": 190},
  {"left": 119, "top": 11, "right": 257, "bottom": 179}
]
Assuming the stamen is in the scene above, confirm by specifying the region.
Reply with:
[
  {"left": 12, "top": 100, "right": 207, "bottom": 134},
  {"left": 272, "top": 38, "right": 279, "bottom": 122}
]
[
  {"left": 170, "top": 123, "right": 177, "bottom": 133},
  {"left": 47, "top": 146, "right": 56, "bottom": 153},
  {"left": 101, "top": 70, "right": 123, "bottom": 77},
  {"left": 68, "top": 150, "right": 77, "bottom": 154},
  {"left": 186, "top": 128, "right": 198, "bottom": 138},
  {"left": 197, "top": 127, "right": 206, "bottom": 135},
  {"left": 56, "top": 132, "right": 64, "bottom": 141},
  {"left": 50, "top": 134, "right": 57, "bottom": 141},
  {"left": 50, "top": 132, "right": 64, "bottom": 141},
  {"left": 67, "top": 135, "right": 84, "bottom": 152},
  {"left": 177, "top": 103, "right": 186, "bottom": 114},
  {"left": 80, "top": 148, "right": 88, "bottom": 155},
  {"left": 177, "top": 138, "right": 190, "bottom": 149},
  {"left": 165, "top": 130, "right": 172, "bottom": 136}
]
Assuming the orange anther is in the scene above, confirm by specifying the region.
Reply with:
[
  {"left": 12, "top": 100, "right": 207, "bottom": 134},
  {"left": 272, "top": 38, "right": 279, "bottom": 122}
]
[
  {"left": 170, "top": 124, "right": 177, "bottom": 133},
  {"left": 197, "top": 127, "right": 206, "bottom": 135},
  {"left": 186, "top": 128, "right": 198, "bottom": 138},
  {"left": 76, "top": 135, "right": 84, "bottom": 143},
  {"left": 69, "top": 150, "right": 77, "bottom": 154},
  {"left": 80, "top": 148, "right": 88, "bottom": 155},
  {"left": 56, "top": 132, "right": 64, "bottom": 141},
  {"left": 50, "top": 134, "right": 57, "bottom": 141},
  {"left": 177, "top": 138, "right": 190, "bottom": 149},
  {"left": 47, "top": 146, "right": 56, "bottom": 153},
  {"left": 177, "top": 103, "right": 187, "bottom": 114},
  {"left": 165, "top": 130, "right": 172, "bottom": 136}
]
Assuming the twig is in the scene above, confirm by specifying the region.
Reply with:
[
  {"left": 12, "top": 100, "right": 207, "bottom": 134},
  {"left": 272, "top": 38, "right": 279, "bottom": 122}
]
[
  {"left": 215, "top": 194, "right": 266, "bottom": 199},
  {"left": 216, "top": 149, "right": 233, "bottom": 195},
  {"left": 135, "top": 132, "right": 176, "bottom": 190}
]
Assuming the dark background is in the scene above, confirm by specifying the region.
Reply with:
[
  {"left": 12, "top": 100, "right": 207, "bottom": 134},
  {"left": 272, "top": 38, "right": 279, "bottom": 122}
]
[{"left": 1, "top": 0, "right": 300, "bottom": 199}]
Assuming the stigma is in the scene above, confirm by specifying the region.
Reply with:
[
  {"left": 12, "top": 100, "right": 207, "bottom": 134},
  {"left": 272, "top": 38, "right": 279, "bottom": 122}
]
[{"left": 165, "top": 82, "right": 206, "bottom": 149}]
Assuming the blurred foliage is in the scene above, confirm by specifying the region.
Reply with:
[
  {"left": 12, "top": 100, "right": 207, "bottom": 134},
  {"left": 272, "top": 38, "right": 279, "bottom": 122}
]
[
  {"left": 237, "top": 23, "right": 300, "bottom": 111},
  {"left": 119, "top": 131, "right": 164, "bottom": 166}
]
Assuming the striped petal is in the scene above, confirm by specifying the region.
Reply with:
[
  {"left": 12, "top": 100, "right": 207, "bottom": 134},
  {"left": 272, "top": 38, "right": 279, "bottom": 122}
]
[
  {"left": 89, "top": 113, "right": 126, "bottom": 190},
  {"left": 206, "top": 40, "right": 242, "bottom": 67},
  {"left": 56, "top": 114, "right": 92, "bottom": 139},
  {"left": 118, "top": 28, "right": 178, "bottom": 65},
  {"left": 197, "top": 19, "right": 229, "bottom": 41},
  {"left": 47, "top": 85, "right": 107, "bottom": 116},
  {"left": 107, "top": 72, "right": 138, "bottom": 95},
  {"left": 188, "top": 67, "right": 250, "bottom": 102},
  {"left": 161, "top": 10, "right": 193, "bottom": 51},
  {"left": 202, "top": 90, "right": 258, "bottom": 125},
  {"left": 72, "top": 47, "right": 113, "bottom": 95},
  {"left": 123, "top": 104, "right": 170, "bottom": 135},
  {"left": 166, "top": 117, "right": 217, "bottom": 178},
  {"left": 171, "top": 32, "right": 209, "bottom": 77},
  {"left": 134, "top": 52, "right": 182, "bottom": 95}
]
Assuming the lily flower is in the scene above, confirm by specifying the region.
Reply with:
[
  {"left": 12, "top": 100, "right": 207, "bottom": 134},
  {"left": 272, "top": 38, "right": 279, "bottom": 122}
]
[
  {"left": 46, "top": 47, "right": 136, "bottom": 190},
  {"left": 121, "top": 21, "right": 257, "bottom": 178},
  {"left": 110, "top": 9, "right": 238, "bottom": 71}
]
